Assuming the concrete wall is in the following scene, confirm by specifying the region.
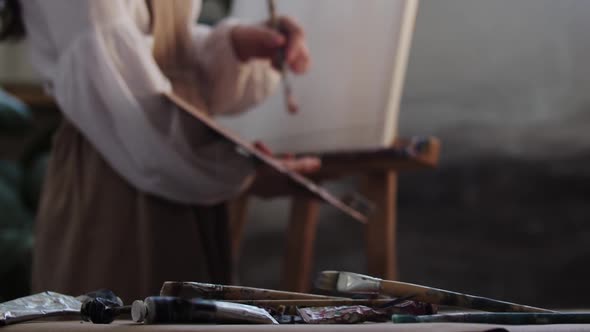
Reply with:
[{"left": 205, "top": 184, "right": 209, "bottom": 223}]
[{"left": 401, "top": 0, "right": 590, "bottom": 160}]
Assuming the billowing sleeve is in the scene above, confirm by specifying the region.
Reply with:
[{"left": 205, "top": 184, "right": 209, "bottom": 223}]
[
  {"left": 189, "top": 19, "right": 281, "bottom": 115},
  {"left": 35, "top": 0, "right": 258, "bottom": 205}
]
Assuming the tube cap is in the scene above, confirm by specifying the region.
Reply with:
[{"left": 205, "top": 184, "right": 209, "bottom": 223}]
[{"left": 131, "top": 300, "right": 148, "bottom": 323}]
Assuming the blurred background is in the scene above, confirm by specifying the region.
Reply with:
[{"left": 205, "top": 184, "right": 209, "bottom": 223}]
[{"left": 2, "top": 0, "right": 590, "bottom": 308}]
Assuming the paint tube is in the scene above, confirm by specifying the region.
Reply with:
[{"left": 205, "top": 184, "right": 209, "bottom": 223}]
[
  {"left": 80, "top": 296, "right": 126, "bottom": 324},
  {"left": 298, "top": 306, "right": 387, "bottom": 324},
  {"left": 0, "top": 292, "right": 81, "bottom": 326},
  {"left": 132, "top": 296, "right": 278, "bottom": 325},
  {"left": 298, "top": 300, "right": 436, "bottom": 325}
]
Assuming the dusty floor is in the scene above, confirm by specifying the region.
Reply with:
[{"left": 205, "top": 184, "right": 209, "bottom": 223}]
[{"left": 238, "top": 155, "right": 590, "bottom": 309}]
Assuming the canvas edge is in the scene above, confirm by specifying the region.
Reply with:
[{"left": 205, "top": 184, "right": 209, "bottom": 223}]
[{"left": 381, "top": 0, "right": 420, "bottom": 146}]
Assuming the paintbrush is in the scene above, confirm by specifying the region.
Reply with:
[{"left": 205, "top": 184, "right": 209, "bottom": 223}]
[
  {"left": 230, "top": 298, "right": 413, "bottom": 308},
  {"left": 160, "top": 281, "right": 346, "bottom": 301},
  {"left": 315, "top": 271, "right": 555, "bottom": 313},
  {"left": 267, "top": 0, "right": 298, "bottom": 114}
]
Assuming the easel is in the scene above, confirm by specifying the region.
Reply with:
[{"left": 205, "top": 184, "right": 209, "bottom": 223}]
[
  {"left": 230, "top": 137, "right": 440, "bottom": 292},
  {"left": 227, "top": 0, "right": 424, "bottom": 290}
]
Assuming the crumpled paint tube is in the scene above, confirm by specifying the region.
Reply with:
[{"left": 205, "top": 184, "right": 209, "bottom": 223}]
[
  {"left": 298, "top": 301, "right": 436, "bottom": 325},
  {"left": 0, "top": 292, "right": 82, "bottom": 326},
  {"left": 298, "top": 306, "right": 386, "bottom": 324}
]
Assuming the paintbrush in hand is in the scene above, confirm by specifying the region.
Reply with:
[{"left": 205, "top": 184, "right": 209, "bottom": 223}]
[
  {"left": 267, "top": 0, "right": 298, "bottom": 114},
  {"left": 315, "top": 271, "right": 555, "bottom": 313}
]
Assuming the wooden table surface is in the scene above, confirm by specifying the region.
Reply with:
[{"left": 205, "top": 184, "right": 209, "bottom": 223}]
[{"left": 3, "top": 320, "right": 590, "bottom": 332}]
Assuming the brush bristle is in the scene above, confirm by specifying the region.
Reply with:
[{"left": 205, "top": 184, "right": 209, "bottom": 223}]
[{"left": 314, "top": 271, "right": 340, "bottom": 292}]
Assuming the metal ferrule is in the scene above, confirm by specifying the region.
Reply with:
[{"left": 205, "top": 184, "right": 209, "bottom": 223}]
[{"left": 337, "top": 272, "right": 382, "bottom": 294}]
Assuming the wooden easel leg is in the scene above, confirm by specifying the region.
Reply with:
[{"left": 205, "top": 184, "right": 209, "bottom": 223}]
[
  {"left": 227, "top": 194, "right": 250, "bottom": 283},
  {"left": 282, "top": 197, "right": 320, "bottom": 292},
  {"left": 364, "top": 171, "right": 398, "bottom": 280}
]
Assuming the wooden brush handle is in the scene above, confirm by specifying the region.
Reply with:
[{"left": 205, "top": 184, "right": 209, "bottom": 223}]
[
  {"left": 380, "top": 280, "right": 554, "bottom": 313},
  {"left": 267, "top": 0, "right": 279, "bottom": 28},
  {"left": 232, "top": 299, "right": 398, "bottom": 307},
  {"left": 161, "top": 282, "right": 342, "bottom": 301},
  {"left": 220, "top": 286, "right": 340, "bottom": 301}
]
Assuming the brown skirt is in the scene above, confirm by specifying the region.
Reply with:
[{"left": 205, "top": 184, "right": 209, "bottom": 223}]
[{"left": 31, "top": 121, "right": 233, "bottom": 303}]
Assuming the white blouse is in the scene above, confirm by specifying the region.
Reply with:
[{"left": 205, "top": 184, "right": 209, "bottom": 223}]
[{"left": 20, "top": 0, "right": 280, "bottom": 205}]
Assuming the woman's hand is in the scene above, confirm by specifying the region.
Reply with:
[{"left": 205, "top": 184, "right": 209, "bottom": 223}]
[
  {"left": 231, "top": 16, "right": 310, "bottom": 74},
  {"left": 249, "top": 141, "right": 321, "bottom": 198}
]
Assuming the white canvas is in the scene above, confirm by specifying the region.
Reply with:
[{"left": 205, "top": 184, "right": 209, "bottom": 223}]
[{"left": 219, "top": 0, "right": 418, "bottom": 153}]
